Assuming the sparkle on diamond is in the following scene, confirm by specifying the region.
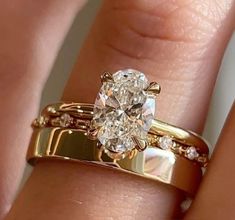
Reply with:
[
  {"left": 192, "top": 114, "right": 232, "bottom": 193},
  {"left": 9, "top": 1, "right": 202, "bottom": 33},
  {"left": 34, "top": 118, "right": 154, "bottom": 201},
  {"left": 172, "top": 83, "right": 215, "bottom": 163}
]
[{"left": 92, "top": 69, "right": 156, "bottom": 153}]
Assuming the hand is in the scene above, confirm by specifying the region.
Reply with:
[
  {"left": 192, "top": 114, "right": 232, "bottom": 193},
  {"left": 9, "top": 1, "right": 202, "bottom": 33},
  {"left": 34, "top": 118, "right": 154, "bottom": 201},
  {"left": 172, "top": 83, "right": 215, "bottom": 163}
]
[{"left": 0, "top": 1, "right": 235, "bottom": 219}]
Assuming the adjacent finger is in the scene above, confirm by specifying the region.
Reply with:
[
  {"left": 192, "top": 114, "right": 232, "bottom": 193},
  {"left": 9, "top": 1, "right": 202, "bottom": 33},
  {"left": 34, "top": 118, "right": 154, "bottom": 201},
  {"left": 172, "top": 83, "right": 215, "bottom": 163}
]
[
  {"left": 0, "top": 0, "right": 86, "bottom": 218},
  {"left": 185, "top": 102, "right": 235, "bottom": 220},
  {"left": 7, "top": 0, "right": 235, "bottom": 219}
]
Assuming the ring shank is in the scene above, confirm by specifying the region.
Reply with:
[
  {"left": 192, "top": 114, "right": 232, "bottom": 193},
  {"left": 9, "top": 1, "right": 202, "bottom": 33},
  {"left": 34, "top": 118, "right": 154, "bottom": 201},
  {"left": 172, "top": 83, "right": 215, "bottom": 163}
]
[
  {"left": 150, "top": 120, "right": 209, "bottom": 154},
  {"left": 42, "top": 102, "right": 209, "bottom": 155},
  {"left": 27, "top": 127, "right": 202, "bottom": 196}
]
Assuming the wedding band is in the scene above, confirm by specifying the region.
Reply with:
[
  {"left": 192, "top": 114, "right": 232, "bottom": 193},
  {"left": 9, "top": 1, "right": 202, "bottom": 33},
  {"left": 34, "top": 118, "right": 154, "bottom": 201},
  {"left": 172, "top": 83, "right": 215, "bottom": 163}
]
[
  {"left": 27, "top": 127, "right": 202, "bottom": 196},
  {"left": 33, "top": 102, "right": 209, "bottom": 167}
]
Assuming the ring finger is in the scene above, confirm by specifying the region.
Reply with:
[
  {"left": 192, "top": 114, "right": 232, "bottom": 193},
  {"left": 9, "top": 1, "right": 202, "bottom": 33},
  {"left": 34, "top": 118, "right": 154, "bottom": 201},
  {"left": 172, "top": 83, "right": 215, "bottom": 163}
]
[{"left": 7, "top": 0, "right": 235, "bottom": 219}]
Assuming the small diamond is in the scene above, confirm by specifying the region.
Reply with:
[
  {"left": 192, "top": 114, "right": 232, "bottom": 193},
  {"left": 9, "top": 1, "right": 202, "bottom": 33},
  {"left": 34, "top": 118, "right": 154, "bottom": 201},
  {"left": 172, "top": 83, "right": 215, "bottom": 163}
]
[
  {"left": 33, "top": 116, "right": 48, "bottom": 127},
  {"left": 185, "top": 146, "right": 199, "bottom": 160},
  {"left": 47, "top": 106, "right": 56, "bottom": 114},
  {"left": 60, "top": 113, "right": 72, "bottom": 127},
  {"left": 159, "top": 136, "right": 173, "bottom": 150}
]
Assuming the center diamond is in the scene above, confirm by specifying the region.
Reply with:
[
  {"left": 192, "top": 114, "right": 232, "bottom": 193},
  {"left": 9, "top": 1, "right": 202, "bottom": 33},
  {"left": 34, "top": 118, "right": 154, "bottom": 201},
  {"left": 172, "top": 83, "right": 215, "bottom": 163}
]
[{"left": 92, "top": 69, "right": 156, "bottom": 154}]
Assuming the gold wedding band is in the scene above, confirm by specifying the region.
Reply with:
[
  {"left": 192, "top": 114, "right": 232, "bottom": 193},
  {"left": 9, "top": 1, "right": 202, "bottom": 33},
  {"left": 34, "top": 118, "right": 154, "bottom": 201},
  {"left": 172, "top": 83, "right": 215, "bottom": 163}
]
[
  {"left": 33, "top": 102, "right": 209, "bottom": 167},
  {"left": 27, "top": 127, "right": 202, "bottom": 196}
]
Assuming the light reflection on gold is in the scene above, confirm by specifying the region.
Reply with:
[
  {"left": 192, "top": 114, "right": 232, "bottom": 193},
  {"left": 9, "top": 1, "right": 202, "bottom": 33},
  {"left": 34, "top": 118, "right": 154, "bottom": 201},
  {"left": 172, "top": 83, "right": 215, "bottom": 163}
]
[{"left": 28, "top": 127, "right": 202, "bottom": 196}]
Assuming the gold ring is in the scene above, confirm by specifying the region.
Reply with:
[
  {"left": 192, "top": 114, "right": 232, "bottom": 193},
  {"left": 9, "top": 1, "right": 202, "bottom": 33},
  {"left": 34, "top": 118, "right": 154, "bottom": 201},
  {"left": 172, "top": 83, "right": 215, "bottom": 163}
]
[
  {"left": 27, "top": 127, "right": 202, "bottom": 196},
  {"left": 28, "top": 69, "right": 210, "bottom": 196},
  {"left": 33, "top": 102, "right": 209, "bottom": 167}
]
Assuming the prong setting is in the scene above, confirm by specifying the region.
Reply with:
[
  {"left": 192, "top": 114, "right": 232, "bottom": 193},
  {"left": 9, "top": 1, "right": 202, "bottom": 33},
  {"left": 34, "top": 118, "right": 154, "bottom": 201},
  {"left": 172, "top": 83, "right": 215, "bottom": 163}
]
[
  {"left": 87, "top": 127, "right": 99, "bottom": 140},
  {"left": 100, "top": 71, "right": 114, "bottom": 83},
  {"left": 145, "top": 82, "right": 161, "bottom": 96},
  {"left": 94, "top": 69, "right": 157, "bottom": 159},
  {"left": 132, "top": 136, "right": 148, "bottom": 152}
]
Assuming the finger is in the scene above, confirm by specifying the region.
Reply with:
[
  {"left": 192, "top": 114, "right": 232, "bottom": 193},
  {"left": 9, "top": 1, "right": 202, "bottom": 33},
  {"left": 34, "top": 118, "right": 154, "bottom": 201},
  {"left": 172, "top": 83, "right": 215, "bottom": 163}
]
[
  {"left": 0, "top": 0, "right": 86, "bottom": 218},
  {"left": 63, "top": 0, "right": 235, "bottom": 133},
  {"left": 6, "top": 161, "right": 183, "bottom": 220},
  {"left": 185, "top": 102, "right": 235, "bottom": 220},
  {"left": 7, "top": 0, "right": 235, "bottom": 219}
]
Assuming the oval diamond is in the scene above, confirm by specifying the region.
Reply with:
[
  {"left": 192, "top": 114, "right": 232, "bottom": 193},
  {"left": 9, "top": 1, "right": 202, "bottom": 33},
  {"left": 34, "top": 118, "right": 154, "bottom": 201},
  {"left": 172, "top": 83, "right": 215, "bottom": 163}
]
[{"left": 92, "top": 69, "right": 156, "bottom": 154}]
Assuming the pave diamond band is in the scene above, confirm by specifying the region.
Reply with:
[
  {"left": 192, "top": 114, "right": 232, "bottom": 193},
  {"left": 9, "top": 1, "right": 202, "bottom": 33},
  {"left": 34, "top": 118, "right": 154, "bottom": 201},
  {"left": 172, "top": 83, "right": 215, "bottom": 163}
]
[{"left": 33, "top": 102, "right": 209, "bottom": 167}]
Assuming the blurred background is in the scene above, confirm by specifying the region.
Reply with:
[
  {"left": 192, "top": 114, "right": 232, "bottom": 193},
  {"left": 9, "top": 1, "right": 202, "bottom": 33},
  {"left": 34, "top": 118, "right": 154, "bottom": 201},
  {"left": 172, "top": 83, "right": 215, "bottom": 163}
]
[{"left": 41, "top": 0, "right": 235, "bottom": 148}]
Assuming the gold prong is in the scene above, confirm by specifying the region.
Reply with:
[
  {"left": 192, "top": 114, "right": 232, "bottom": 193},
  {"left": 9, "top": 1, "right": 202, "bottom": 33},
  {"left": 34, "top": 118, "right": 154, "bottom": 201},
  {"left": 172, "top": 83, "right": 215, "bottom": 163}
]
[
  {"left": 97, "top": 143, "right": 104, "bottom": 161},
  {"left": 128, "top": 149, "right": 138, "bottom": 159},
  {"left": 100, "top": 72, "right": 114, "bottom": 83},
  {"left": 145, "top": 82, "right": 161, "bottom": 96},
  {"left": 97, "top": 141, "right": 103, "bottom": 149},
  {"left": 87, "top": 127, "right": 99, "bottom": 140},
  {"left": 131, "top": 136, "right": 147, "bottom": 152}
]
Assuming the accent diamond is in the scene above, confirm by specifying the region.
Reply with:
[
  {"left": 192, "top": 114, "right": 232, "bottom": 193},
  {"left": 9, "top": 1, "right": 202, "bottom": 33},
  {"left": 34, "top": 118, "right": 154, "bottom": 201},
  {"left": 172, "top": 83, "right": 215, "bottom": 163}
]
[
  {"left": 60, "top": 113, "right": 72, "bottom": 127},
  {"left": 185, "top": 146, "right": 199, "bottom": 160},
  {"left": 33, "top": 115, "right": 48, "bottom": 127},
  {"left": 159, "top": 136, "right": 173, "bottom": 150},
  {"left": 92, "top": 69, "right": 156, "bottom": 154}
]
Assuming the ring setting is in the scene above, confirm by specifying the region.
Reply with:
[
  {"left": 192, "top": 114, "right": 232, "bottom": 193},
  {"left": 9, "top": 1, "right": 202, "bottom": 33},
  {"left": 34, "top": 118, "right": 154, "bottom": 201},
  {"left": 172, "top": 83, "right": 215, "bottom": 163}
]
[
  {"left": 32, "top": 69, "right": 209, "bottom": 166},
  {"left": 29, "top": 68, "right": 210, "bottom": 196},
  {"left": 90, "top": 69, "right": 160, "bottom": 159}
]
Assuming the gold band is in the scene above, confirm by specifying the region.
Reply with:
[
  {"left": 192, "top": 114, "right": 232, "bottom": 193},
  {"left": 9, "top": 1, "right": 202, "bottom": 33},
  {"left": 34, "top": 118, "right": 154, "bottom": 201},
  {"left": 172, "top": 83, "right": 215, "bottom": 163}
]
[
  {"left": 33, "top": 102, "right": 209, "bottom": 166},
  {"left": 28, "top": 69, "right": 209, "bottom": 198},
  {"left": 27, "top": 127, "right": 202, "bottom": 196}
]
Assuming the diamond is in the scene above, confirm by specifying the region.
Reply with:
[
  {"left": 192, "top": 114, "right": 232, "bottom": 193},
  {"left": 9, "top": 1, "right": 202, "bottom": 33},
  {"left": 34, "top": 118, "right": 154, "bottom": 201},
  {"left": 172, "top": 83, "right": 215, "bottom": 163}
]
[
  {"left": 33, "top": 115, "right": 48, "bottom": 127},
  {"left": 92, "top": 69, "right": 156, "bottom": 154},
  {"left": 159, "top": 136, "right": 173, "bottom": 150},
  {"left": 60, "top": 113, "right": 72, "bottom": 127},
  {"left": 47, "top": 106, "right": 56, "bottom": 114},
  {"left": 185, "top": 146, "right": 199, "bottom": 160}
]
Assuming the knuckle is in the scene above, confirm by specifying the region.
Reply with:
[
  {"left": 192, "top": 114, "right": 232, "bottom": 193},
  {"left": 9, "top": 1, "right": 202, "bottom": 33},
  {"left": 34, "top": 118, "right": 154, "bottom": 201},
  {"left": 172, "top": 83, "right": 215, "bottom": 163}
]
[{"left": 97, "top": 0, "right": 222, "bottom": 63}]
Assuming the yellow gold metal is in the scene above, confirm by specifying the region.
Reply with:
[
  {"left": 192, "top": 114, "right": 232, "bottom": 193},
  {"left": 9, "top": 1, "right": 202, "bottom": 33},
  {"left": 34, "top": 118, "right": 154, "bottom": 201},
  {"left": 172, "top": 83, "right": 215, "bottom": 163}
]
[
  {"left": 147, "top": 134, "right": 209, "bottom": 167},
  {"left": 149, "top": 120, "right": 209, "bottom": 154},
  {"left": 33, "top": 103, "right": 209, "bottom": 166},
  {"left": 27, "top": 127, "right": 202, "bottom": 196},
  {"left": 33, "top": 102, "right": 209, "bottom": 167},
  {"left": 131, "top": 136, "right": 147, "bottom": 152},
  {"left": 86, "top": 127, "right": 99, "bottom": 140},
  {"left": 145, "top": 82, "right": 161, "bottom": 95},
  {"left": 42, "top": 103, "right": 94, "bottom": 119},
  {"left": 100, "top": 72, "right": 114, "bottom": 83}
]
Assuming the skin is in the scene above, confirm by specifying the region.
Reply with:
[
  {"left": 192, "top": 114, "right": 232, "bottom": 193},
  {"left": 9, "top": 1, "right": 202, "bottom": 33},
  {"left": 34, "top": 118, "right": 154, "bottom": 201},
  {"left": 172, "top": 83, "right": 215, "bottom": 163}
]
[{"left": 0, "top": 0, "right": 234, "bottom": 219}]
